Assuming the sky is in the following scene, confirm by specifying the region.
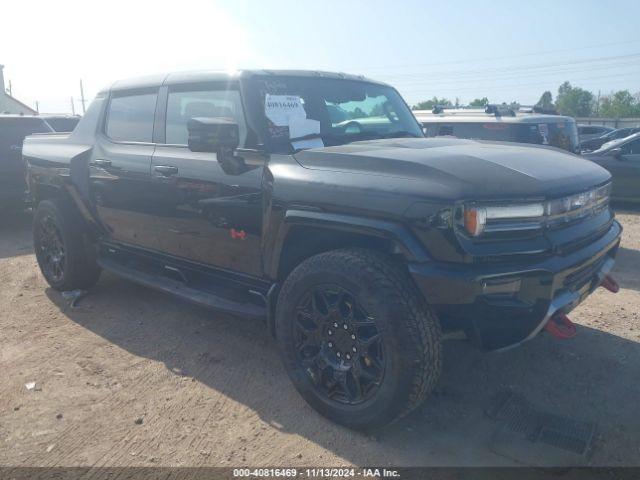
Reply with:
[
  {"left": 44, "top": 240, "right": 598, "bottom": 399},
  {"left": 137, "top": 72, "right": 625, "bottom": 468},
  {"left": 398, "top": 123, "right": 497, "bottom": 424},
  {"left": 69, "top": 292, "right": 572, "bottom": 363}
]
[{"left": 1, "top": 0, "right": 639, "bottom": 113}]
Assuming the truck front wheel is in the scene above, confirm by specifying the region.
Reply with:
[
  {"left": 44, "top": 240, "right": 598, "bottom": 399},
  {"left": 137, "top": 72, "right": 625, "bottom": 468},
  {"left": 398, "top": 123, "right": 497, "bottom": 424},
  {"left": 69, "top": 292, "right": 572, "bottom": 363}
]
[
  {"left": 275, "top": 248, "right": 442, "bottom": 430},
  {"left": 33, "top": 199, "right": 101, "bottom": 291}
]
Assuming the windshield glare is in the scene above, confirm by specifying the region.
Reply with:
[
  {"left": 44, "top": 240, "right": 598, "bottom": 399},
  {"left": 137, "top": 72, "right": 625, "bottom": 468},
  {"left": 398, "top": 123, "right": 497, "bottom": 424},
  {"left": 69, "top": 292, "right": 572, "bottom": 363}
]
[{"left": 252, "top": 76, "right": 423, "bottom": 151}]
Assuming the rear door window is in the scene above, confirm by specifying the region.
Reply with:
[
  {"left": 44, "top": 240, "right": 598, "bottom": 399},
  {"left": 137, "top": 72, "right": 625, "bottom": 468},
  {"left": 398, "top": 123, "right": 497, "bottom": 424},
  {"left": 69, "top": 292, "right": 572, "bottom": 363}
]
[{"left": 106, "top": 91, "right": 158, "bottom": 143}]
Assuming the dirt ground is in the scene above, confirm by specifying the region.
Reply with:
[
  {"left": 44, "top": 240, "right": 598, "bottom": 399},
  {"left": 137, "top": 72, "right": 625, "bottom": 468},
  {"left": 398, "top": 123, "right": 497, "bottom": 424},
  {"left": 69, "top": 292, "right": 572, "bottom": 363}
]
[{"left": 1, "top": 208, "right": 639, "bottom": 468}]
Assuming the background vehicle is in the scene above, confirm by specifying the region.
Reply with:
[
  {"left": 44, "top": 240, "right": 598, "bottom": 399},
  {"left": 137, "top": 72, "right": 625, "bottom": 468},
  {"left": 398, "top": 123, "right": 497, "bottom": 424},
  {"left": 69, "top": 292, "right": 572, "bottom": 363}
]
[
  {"left": 0, "top": 115, "right": 53, "bottom": 209},
  {"left": 415, "top": 106, "right": 580, "bottom": 153},
  {"left": 578, "top": 124, "right": 614, "bottom": 142},
  {"left": 583, "top": 132, "right": 640, "bottom": 202},
  {"left": 580, "top": 127, "right": 640, "bottom": 152},
  {"left": 23, "top": 70, "right": 621, "bottom": 430},
  {"left": 41, "top": 114, "right": 81, "bottom": 132}
]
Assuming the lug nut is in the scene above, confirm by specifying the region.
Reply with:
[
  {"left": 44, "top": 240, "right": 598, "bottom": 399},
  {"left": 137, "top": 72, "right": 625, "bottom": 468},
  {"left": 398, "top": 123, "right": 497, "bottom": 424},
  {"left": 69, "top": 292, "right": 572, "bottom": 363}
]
[
  {"left": 343, "top": 324, "right": 348, "bottom": 330},
  {"left": 333, "top": 322, "right": 339, "bottom": 328},
  {"left": 351, "top": 334, "right": 356, "bottom": 340},
  {"left": 346, "top": 354, "right": 351, "bottom": 360},
  {"left": 328, "top": 329, "right": 333, "bottom": 335},
  {"left": 328, "top": 342, "right": 333, "bottom": 348},
  {"left": 352, "top": 346, "right": 357, "bottom": 352},
  {"left": 337, "top": 352, "right": 341, "bottom": 358}
]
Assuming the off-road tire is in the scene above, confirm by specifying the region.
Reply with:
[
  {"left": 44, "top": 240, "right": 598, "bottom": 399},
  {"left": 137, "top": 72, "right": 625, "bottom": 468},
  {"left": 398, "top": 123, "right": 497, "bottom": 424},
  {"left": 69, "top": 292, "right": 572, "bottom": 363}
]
[
  {"left": 276, "top": 248, "right": 442, "bottom": 430},
  {"left": 33, "top": 199, "right": 101, "bottom": 291}
]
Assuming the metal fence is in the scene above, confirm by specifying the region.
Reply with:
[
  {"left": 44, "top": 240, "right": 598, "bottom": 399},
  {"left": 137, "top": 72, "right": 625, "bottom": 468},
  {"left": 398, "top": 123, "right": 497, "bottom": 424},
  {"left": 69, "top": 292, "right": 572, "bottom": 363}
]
[{"left": 575, "top": 117, "right": 640, "bottom": 128}]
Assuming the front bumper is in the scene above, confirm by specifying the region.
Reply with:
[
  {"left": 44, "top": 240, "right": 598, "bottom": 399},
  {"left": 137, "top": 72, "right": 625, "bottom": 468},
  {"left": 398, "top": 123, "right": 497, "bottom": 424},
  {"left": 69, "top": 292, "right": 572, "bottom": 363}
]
[{"left": 409, "top": 220, "right": 622, "bottom": 350}]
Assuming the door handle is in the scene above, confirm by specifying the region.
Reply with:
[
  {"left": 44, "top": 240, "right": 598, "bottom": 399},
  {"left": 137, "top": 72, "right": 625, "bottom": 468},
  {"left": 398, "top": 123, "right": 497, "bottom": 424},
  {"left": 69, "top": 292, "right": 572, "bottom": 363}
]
[
  {"left": 92, "top": 159, "right": 112, "bottom": 167},
  {"left": 154, "top": 165, "right": 179, "bottom": 176}
]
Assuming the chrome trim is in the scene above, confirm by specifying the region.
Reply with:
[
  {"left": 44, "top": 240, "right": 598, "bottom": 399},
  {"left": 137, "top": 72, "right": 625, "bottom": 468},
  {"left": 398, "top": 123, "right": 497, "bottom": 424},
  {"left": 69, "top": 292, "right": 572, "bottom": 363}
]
[
  {"left": 484, "top": 222, "right": 543, "bottom": 233},
  {"left": 496, "top": 256, "right": 615, "bottom": 352}
]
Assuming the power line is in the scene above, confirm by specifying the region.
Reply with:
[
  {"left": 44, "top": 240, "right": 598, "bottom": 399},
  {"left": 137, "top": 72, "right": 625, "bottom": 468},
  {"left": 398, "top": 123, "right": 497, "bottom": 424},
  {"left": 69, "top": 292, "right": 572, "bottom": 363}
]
[
  {"left": 381, "top": 52, "right": 640, "bottom": 81},
  {"left": 398, "top": 70, "right": 640, "bottom": 94},
  {"left": 387, "top": 59, "right": 640, "bottom": 87},
  {"left": 349, "top": 38, "right": 640, "bottom": 72}
]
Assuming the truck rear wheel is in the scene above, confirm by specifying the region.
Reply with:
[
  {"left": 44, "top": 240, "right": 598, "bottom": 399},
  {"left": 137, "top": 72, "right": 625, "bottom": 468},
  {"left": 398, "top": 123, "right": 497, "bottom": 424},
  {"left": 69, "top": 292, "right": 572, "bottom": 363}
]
[
  {"left": 33, "top": 199, "right": 101, "bottom": 291},
  {"left": 275, "top": 248, "right": 442, "bottom": 430}
]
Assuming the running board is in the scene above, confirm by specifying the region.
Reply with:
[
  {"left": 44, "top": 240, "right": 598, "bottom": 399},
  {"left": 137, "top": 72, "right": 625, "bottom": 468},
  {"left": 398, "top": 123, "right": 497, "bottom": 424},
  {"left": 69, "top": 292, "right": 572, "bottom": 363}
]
[{"left": 97, "top": 256, "right": 267, "bottom": 320}]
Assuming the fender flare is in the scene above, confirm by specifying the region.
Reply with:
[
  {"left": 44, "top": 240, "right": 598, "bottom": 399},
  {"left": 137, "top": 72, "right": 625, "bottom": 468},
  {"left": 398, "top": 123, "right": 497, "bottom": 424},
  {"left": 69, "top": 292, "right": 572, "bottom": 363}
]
[
  {"left": 265, "top": 209, "right": 430, "bottom": 279},
  {"left": 29, "top": 147, "right": 101, "bottom": 234}
]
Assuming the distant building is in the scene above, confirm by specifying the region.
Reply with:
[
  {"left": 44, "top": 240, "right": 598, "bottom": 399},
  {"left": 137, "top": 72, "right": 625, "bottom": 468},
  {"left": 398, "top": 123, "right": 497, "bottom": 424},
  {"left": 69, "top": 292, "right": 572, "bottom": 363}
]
[{"left": 0, "top": 64, "right": 37, "bottom": 115}]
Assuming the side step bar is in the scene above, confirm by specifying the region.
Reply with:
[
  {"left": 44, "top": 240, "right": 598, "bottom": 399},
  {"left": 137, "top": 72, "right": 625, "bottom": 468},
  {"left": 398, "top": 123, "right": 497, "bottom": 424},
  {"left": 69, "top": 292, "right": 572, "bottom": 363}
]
[{"left": 97, "top": 256, "right": 267, "bottom": 320}]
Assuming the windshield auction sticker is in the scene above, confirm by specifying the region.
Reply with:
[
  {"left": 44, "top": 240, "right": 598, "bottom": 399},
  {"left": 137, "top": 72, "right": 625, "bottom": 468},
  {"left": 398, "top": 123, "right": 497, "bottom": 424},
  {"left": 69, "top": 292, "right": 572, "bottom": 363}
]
[
  {"left": 264, "top": 94, "right": 324, "bottom": 149},
  {"left": 265, "top": 94, "right": 307, "bottom": 126}
]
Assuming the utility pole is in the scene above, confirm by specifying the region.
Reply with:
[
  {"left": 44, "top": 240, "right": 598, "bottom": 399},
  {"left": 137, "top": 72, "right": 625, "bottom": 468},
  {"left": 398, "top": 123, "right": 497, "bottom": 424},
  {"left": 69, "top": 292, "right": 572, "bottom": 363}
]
[
  {"left": 70, "top": 97, "right": 76, "bottom": 115},
  {"left": 79, "top": 79, "right": 86, "bottom": 114},
  {"left": 8, "top": 80, "right": 12, "bottom": 96},
  {"left": 35, "top": 101, "right": 39, "bottom": 113}
]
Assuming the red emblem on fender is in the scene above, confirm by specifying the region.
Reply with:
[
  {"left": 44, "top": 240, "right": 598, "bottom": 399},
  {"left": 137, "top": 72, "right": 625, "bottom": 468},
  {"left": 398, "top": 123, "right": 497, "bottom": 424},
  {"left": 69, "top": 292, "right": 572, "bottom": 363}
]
[{"left": 230, "top": 228, "right": 247, "bottom": 240}]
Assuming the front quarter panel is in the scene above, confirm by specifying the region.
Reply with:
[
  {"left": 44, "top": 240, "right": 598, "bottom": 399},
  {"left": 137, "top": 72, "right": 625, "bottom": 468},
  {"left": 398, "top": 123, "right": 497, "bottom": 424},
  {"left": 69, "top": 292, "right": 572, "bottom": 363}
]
[{"left": 262, "top": 154, "right": 433, "bottom": 278}]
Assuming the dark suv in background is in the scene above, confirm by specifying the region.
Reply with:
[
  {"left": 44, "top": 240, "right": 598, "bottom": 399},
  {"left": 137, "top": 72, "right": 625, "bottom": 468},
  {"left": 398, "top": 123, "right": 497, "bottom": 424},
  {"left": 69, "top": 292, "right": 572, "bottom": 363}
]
[
  {"left": 0, "top": 115, "right": 53, "bottom": 209},
  {"left": 415, "top": 106, "right": 580, "bottom": 153}
]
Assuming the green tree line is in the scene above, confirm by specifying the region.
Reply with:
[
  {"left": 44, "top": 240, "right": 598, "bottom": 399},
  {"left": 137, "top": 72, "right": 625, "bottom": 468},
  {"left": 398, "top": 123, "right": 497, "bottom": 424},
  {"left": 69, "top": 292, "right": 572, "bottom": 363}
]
[{"left": 412, "top": 82, "right": 640, "bottom": 118}]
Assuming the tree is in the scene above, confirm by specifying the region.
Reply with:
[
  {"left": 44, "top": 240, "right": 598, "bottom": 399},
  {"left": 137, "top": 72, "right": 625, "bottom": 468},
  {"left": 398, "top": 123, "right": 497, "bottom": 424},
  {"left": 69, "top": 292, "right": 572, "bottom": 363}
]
[
  {"left": 536, "top": 91, "right": 554, "bottom": 110},
  {"left": 469, "top": 97, "right": 489, "bottom": 107},
  {"left": 555, "top": 81, "right": 593, "bottom": 117},
  {"left": 412, "top": 97, "right": 453, "bottom": 110},
  {"left": 599, "top": 90, "right": 639, "bottom": 118}
]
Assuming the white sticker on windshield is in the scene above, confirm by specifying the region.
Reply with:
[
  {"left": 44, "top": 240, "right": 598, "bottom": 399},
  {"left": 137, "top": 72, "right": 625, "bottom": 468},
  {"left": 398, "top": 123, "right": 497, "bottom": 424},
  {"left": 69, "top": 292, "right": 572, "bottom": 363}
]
[{"left": 265, "top": 94, "right": 307, "bottom": 126}]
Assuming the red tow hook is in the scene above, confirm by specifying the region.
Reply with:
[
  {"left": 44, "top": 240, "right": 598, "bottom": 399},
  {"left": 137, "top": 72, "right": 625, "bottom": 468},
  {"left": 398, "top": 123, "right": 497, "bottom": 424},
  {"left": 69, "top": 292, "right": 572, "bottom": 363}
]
[
  {"left": 544, "top": 312, "right": 577, "bottom": 339},
  {"left": 600, "top": 274, "right": 620, "bottom": 293}
]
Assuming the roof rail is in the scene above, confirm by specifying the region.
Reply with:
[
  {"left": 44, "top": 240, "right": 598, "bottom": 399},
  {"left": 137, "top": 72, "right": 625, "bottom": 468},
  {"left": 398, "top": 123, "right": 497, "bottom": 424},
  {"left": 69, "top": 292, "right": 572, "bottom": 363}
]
[
  {"left": 517, "top": 105, "right": 558, "bottom": 115},
  {"left": 485, "top": 104, "right": 515, "bottom": 117}
]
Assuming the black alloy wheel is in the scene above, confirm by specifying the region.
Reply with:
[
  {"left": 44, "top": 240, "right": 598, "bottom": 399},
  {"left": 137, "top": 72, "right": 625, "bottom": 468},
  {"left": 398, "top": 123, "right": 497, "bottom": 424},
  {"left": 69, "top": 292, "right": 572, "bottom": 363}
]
[
  {"left": 36, "top": 213, "right": 66, "bottom": 283},
  {"left": 294, "top": 284, "right": 385, "bottom": 405}
]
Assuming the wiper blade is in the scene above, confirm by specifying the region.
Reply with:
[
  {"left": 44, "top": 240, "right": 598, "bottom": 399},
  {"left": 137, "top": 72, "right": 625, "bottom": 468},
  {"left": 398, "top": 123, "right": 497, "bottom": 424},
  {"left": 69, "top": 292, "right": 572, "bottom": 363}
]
[
  {"left": 378, "top": 130, "right": 422, "bottom": 138},
  {"left": 286, "top": 130, "right": 421, "bottom": 151},
  {"left": 288, "top": 132, "right": 342, "bottom": 143},
  {"left": 344, "top": 130, "right": 421, "bottom": 141}
]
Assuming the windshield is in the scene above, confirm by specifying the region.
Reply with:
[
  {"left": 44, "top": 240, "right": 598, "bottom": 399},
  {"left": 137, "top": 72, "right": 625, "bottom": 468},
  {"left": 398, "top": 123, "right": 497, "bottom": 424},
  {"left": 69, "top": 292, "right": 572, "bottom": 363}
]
[{"left": 249, "top": 76, "right": 423, "bottom": 152}]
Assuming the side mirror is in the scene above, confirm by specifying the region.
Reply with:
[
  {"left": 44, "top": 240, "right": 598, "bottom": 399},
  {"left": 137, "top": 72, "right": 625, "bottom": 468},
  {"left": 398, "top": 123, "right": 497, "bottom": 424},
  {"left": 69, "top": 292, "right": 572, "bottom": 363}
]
[
  {"left": 609, "top": 147, "right": 623, "bottom": 159},
  {"left": 187, "top": 117, "right": 239, "bottom": 153},
  {"left": 187, "top": 117, "right": 266, "bottom": 174}
]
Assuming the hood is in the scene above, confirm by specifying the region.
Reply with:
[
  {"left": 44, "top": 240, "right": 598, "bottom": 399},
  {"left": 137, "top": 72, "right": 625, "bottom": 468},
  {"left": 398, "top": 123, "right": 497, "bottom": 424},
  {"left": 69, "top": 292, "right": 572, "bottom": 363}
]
[{"left": 293, "top": 137, "right": 611, "bottom": 201}]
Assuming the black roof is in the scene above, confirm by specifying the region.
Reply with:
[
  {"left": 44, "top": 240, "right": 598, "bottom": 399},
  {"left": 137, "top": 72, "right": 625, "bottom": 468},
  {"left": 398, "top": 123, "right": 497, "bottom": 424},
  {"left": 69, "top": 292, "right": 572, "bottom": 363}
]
[{"left": 99, "top": 69, "right": 389, "bottom": 93}]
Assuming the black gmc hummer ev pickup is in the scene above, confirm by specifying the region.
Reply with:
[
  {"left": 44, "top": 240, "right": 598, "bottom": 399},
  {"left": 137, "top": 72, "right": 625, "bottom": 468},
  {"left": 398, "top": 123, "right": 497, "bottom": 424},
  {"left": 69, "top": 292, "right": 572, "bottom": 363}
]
[{"left": 23, "top": 70, "right": 622, "bottom": 429}]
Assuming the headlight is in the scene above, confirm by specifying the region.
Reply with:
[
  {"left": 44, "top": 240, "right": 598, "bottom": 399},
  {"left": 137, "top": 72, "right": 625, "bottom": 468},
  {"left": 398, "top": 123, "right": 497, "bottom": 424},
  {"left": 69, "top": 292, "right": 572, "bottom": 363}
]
[
  {"left": 460, "top": 183, "right": 610, "bottom": 237},
  {"left": 463, "top": 204, "right": 544, "bottom": 236}
]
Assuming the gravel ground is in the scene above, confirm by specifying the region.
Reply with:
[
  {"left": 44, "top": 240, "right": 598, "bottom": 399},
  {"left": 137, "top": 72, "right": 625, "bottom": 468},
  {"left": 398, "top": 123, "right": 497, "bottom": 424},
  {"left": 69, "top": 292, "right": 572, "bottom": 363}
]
[{"left": 0, "top": 208, "right": 639, "bottom": 468}]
